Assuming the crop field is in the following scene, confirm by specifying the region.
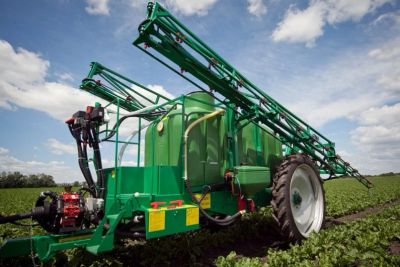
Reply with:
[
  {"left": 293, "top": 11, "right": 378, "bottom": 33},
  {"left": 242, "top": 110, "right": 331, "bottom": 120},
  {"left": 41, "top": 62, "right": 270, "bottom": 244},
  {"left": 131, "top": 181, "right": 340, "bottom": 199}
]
[{"left": 0, "top": 175, "right": 399, "bottom": 266}]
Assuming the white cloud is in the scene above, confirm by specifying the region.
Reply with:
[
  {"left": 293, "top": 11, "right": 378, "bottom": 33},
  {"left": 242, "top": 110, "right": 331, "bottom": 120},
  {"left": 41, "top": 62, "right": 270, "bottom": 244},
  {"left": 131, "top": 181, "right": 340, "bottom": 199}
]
[
  {"left": 368, "top": 40, "right": 400, "bottom": 92},
  {"left": 0, "top": 147, "right": 81, "bottom": 183},
  {"left": 130, "top": 0, "right": 219, "bottom": 16},
  {"left": 0, "top": 41, "right": 48, "bottom": 86},
  {"left": 85, "top": 0, "right": 110, "bottom": 15},
  {"left": 356, "top": 104, "right": 400, "bottom": 126},
  {"left": 119, "top": 0, "right": 218, "bottom": 37},
  {"left": 57, "top": 72, "right": 74, "bottom": 82},
  {"left": 272, "top": 0, "right": 393, "bottom": 46},
  {"left": 268, "top": 38, "right": 399, "bottom": 174},
  {"left": 247, "top": 0, "right": 267, "bottom": 18},
  {"left": 166, "top": 0, "right": 218, "bottom": 16},
  {"left": 349, "top": 103, "right": 400, "bottom": 174},
  {"left": 275, "top": 37, "right": 400, "bottom": 128},
  {"left": 47, "top": 138, "right": 76, "bottom": 155},
  {"left": 372, "top": 10, "right": 400, "bottom": 26},
  {"left": 368, "top": 46, "right": 400, "bottom": 60},
  {"left": 140, "top": 84, "right": 174, "bottom": 104},
  {"left": 0, "top": 39, "right": 99, "bottom": 121},
  {"left": 129, "top": 0, "right": 145, "bottom": 9},
  {"left": 325, "top": 0, "right": 390, "bottom": 24},
  {"left": 0, "top": 147, "right": 9, "bottom": 155},
  {"left": 272, "top": 2, "right": 326, "bottom": 47}
]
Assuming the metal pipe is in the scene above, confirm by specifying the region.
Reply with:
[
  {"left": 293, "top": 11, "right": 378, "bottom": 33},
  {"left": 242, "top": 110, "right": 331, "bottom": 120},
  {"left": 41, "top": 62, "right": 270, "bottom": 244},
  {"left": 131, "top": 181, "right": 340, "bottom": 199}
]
[{"left": 118, "top": 123, "right": 150, "bottom": 166}]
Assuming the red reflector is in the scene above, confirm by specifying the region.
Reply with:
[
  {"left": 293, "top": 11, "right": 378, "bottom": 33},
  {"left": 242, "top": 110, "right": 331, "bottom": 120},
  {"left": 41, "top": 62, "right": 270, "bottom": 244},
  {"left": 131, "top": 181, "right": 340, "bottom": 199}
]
[{"left": 237, "top": 196, "right": 246, "bottom": 211}]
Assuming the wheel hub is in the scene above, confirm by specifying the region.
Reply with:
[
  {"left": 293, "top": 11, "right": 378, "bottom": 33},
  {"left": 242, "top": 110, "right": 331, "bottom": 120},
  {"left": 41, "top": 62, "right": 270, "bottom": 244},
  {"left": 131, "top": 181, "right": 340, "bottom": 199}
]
[{"left": 291, "top": 191, "right": 302, "bottom": 208}]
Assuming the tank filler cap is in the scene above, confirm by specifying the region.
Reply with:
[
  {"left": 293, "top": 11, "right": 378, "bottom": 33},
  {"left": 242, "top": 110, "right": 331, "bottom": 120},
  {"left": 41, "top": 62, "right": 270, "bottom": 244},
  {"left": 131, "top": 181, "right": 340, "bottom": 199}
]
[{"left": 157, "top": 121, "right": 164, "bottom": 132}]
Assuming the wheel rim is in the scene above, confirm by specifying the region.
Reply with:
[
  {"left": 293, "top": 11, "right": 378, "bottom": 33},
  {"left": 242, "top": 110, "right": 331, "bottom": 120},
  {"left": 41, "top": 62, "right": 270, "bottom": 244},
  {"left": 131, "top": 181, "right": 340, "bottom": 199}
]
[{"left": 289, "top": 164, "right": 324, "bottom": 237}]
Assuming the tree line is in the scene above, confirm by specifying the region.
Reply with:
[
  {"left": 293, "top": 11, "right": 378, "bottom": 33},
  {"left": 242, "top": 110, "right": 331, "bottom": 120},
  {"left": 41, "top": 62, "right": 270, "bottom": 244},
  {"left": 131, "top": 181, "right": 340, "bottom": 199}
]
[{"left": 0, "top": 171, "right": 57, "bottom": 188}]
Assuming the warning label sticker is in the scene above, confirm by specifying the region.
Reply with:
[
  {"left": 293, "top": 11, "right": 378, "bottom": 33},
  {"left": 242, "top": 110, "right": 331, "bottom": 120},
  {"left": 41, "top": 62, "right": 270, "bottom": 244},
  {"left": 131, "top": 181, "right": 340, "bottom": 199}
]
[
  {"left": 148, "top": 208, "right": 166, "bottom": 232},
  {"left": 194, "top": 193, "right": 211, "bottom": 209},
  {"left": 186, "top": 206, "right": 199, "bottom": 226}
]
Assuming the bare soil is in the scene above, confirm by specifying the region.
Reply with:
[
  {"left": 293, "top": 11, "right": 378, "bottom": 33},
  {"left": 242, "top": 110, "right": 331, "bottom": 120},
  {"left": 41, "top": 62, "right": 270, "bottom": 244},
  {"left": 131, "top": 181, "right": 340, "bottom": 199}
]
[
  {"left": 388, "top": 238, "right": 400, "bottom": 255},
  {"left": 325, "top": 198, "right": 400, "bottom": 226}
]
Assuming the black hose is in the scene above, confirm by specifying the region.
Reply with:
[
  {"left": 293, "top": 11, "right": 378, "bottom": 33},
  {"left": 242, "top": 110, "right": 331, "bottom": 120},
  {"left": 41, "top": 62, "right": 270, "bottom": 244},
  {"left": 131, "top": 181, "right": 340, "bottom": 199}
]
[
  {"left": 0, "top": 212, "right": 33, "bottom": 224},
  {"left": 10, "top": 221, "right": 39, "bottom": 227},
  {"left": 77, "top": 139, "right": 97, "bottom": 197},
  {"left": 90, "top": 127, "right": 105, "bottom": 199},
  {"left": 69, "top": 124, "right": 97, "bottom": 198},
  {"left": 184, "top": 179, "right": 243, "bottom": 226}
]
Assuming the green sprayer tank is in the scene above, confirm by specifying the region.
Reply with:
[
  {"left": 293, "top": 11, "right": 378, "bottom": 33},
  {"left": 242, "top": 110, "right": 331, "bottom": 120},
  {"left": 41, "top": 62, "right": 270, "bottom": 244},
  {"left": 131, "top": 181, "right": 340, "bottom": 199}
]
[{"left": 145, "top": 91, "right": 282, "bottom": 197}]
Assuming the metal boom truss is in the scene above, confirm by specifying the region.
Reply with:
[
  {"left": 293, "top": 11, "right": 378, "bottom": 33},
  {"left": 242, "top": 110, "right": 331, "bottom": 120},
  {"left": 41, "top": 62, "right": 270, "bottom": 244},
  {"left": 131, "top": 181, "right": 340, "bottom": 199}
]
[{"left": 132, "top": 2, "right": 372, "bottom": 188}]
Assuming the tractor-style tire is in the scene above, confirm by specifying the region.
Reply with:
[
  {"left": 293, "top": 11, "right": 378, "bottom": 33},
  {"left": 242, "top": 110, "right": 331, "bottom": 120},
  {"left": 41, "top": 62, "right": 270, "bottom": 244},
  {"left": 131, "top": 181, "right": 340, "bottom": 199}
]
[{"left": 271, "top": 153, "right": 325, "bottom": 241}]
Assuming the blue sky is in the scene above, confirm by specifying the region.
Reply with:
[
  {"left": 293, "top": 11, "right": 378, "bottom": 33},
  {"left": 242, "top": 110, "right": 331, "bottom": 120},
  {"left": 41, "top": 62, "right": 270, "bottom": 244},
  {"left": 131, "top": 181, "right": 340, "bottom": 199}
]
[{"left": 0, "top": 0, "right": 399, "bottom": 182}]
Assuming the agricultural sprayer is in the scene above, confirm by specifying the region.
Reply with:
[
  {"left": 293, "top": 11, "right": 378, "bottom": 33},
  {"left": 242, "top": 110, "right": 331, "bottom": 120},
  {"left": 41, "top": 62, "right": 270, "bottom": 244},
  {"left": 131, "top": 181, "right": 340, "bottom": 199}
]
[{"left": 0, "top": 2, "right": 372, "bottom": 262}]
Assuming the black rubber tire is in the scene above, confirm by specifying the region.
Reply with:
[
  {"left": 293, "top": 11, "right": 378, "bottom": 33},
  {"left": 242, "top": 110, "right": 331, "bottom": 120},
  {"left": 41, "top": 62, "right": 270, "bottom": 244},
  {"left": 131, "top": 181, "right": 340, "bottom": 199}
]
[{"left": 271, "top": 153, "right": 325, "bottom": 241}]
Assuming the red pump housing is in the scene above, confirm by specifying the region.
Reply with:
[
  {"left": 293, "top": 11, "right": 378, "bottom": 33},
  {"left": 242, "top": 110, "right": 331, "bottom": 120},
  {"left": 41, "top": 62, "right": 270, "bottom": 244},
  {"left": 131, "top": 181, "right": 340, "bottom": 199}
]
[{"left": 58, "top": 192, "right": 84, "bottom": 232}]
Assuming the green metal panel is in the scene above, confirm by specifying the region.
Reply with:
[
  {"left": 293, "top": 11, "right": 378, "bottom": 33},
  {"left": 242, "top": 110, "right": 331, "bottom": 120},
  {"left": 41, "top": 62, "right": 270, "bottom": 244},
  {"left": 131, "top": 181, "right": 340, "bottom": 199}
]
[
  {"left": 117, "top": 167, "right": 144, "bottom": 194},
  {"left": 143, "top": 166, "right": 158, "bottom": 194},
  {"left": 158, "top": 166, "right": 182, "bottom": 195},
  {"left": 264, "top": 131, "right": 283, "bottom": 174},
  {"left": 207, "top": 191, "right": 238, "bottom": 215},
  {"left": 237, "top": 121, "right": 282, "bottom": 175},
  {"left": 184, "top": 91, "right": 215, "bottom": 112},
  {"left": 187, "top": 112, "right": 206, "bottom": 186},
  {"left": 205, "top": 116, "right": 223, "bottom": 185},
  {"left": 238, "top": 122, "right": 259, "bottom": 166},
  {"left": 144, "top": 112, "right": 184, "bottom": 167},
  {"left": 144, "top": 124, "right": 154, "bottom": 166},
  {"left": 0, "top": 238, "right": 31, "bottom": 258},
  {"left": 234, "top": 166, "right": 271, "bottom": 198}
]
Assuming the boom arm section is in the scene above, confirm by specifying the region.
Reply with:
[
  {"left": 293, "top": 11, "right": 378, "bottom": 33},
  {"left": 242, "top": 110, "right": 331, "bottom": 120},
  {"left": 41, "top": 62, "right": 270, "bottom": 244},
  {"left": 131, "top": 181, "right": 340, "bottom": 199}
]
[
  {"left": 81, "top": 62, "right": 170, "bottom": 120},
  {"left": 133, "top": 2, "right": 372, "bottom": 188}
]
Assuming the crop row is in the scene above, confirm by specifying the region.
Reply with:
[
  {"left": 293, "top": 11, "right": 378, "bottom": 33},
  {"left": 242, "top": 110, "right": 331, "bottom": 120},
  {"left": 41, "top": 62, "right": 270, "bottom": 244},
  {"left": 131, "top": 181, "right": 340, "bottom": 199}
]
[
  {"left": 324, "top": 175, "right": 400, "bottom": 217},
  {"left": 216, "top": 204, "right": 400, "bottom": 266}
]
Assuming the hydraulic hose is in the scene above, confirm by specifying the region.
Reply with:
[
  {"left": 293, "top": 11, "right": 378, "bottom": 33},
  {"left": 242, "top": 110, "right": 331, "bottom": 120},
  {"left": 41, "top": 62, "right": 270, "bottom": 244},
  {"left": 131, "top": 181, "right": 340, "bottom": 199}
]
[
  {"left": 90, "top": 127, "right": 105, "bottom": 198},
  {"left": 185, "top": 179, "right": 245, "bottom": 225},
  {"left": 69, "top": 124, "right": 97, "bottom": 197},
  {"left": 0, "top": 212, "right": 33, "bottom": 224},
  {"left": 183, "top": 109, "right": 245, "bottom": 225},
  {"left": 76, "top": 138, "right": 97, "bottom": 197}
]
